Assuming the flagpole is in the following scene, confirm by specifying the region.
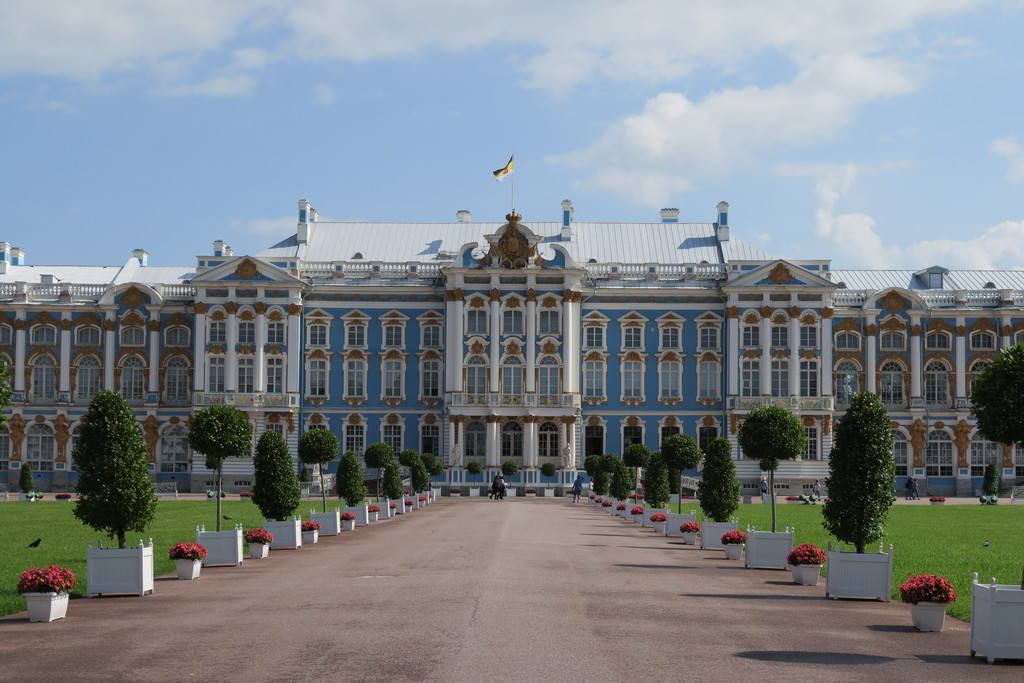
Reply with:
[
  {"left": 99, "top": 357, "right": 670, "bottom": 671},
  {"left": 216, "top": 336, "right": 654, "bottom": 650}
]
[{"left": 511, "top": 151, "right": 515, "bottom": 214}]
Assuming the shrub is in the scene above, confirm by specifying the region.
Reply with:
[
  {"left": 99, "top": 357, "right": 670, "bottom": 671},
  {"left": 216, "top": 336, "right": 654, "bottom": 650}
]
[
  {"left": 641, "top": 451, "right": 671, "bottom": 509},
  {"left": 168, "top": 543, "right": 208, "bottom": 562},
  {"left": 540, "top": 462, "right": 557, "bottom": 479},
  {"left": 18, "top": 462, "right": 33, "bottom": 493},
  {"left": 697, "top": 438, "right": 740, "bottom": 522},
  {"left": 661, "top": 433, "right": 702, "bottom": 512},
  {"left": 336, "top": 451, "right": 368, "bottom": 507},
  {"left": 364, "top": 442, "right": 396, "bottom": 499},
  {"left": 608, "top": 456, "right": 635, "bottom": 501},
  {"left": 786, "top": 543, "right": 826, "bottom": 567},
  {"left": 983, "top": 462, "right": 1000, "bottom": 497},
  {"left": 252, "top": 430, "right": 302, "bottom": 522},
  {"left": 17, "top": 565, "right": 78, "bottom": 594},
  {"left": 899, "top": 574, "right": 958, "bottom": 604},
  {"left": 737, "top": 405, "right": 806, "bottom": 532},
  {"left": 382, "top": 460, "right": 404, "bottom": 500},
  {"left": 466, "top": 461, "right": 483, "bottom": 477},
  {"left": 501, "top": 460, "right": 519, "bottom": 477},
  {"left": 188, "top": 405, "right": 253, "bottom": 532}
]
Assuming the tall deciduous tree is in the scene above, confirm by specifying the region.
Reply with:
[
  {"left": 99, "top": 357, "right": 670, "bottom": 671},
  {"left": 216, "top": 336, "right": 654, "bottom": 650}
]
[
  {"left": 188, "top": 405, "right": 253, "bottom": 530},
  {"left": 252, "top": 429, "right": 302, "bottom": 522},
  {"left": 737, "top": 405, "right": 806, "bottom": 532},
  {"left": 697, "top": 438, "right": 740, "bottom": 523},
  {"left": 822, "top": 391, "right": 895, "bottom": 553},
  {"left": 363, "top": 442, "right": 396, "bottom": 501},
  {"left": 642, "top": 451, "right": 671, "bottom": 509},
  {"left": 660, "top": 433, "right": 702, "bottom": 513},
  {"left": 336, "top": 451, "right": 368, "bottom": 507},
  {"left": 297, "top": 429, "right": 341, "bottom": 512},
  {"left": 73, "top": 391, "right": 158, "bottom": 548}
]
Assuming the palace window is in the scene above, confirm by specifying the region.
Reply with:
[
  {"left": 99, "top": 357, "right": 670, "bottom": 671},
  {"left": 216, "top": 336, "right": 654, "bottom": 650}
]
[
  {"left": 421, "top": 324, "right": 441, "bottom": 348},
  {"left": 584, "top": 360, "right": 606, "bottom": 399},
  {"left": 164, "top": 356, "right": 190, "bottom": 404},
  {"left": 465, "top": 355, "right": 488, "bottom": 395},
  {"left": 345, "top": 424, "right": 365, "bottom": 456},
  {"left": 77, "top": 326, "right": 101, "bottom": 346},
  {"left": 585, "top": 326, "right": 605, "bottom": 349},
  {"left": 622, "top": 360, "right": 644, "bottom": 400},
  {"left": 383, "top": 424, "right": 403, "bottom": 453},
  {"left": 623, "top": 425, "right": 643, "bottom": 448},
  {"left": 584, "top": 425, "right": 605, "bottom": 457},
  {"left": 345, "top": 359, "right": 366, "bottom": 398},
  {"left": 771, "top": 325, "right": 788, "bottom": 348},
  {"left": 879, "top": 361, "right": 905, "bottom": 408},
  {"left": 924, "top": 431, "right": 953, "bottom": 477},
  {"left": 970, "top": 331, "right": 995, "bottom": 350},
  {"left": 502, "top": 310, "right": 524, "bottom": 336},
  {"left": 207, "top": 357, "right": 225, "bottom": 393},
  {"left": 208, "top": 321, "right": 226, "bottom": 344},
  {"left": 267, "top": 322, "right": 285, "bottom": 345},
  {"left": 803, "top": 426, "right": 819, "bottom": 460},
  {"left": 740, "top": 359, "right": 759, "bottom": 397},
  {"left": 799, "top": 325, "right": 818, "bottom": 348},
  {"left": 159, "top": 425, "right": 189, "bottom": 473},
  {"left": 501, "top": 357, "right": 524, "bottom": 396},
  {"left": 834, "top": 360, "right": 859, "bottom": 408},
  {"left": 970, "top": 440, "right": 1000, "bottom": 477},
  {"left": 236, "top": 322, "right": 254, "bottom": 345},
  {"left": 237, "top": 357, "right": 254, "bottom": 393},
  {"left": 26, "top": 423, "right": 55, "bottom": 471},
  {"left": 420, "top": 424, "right": 439, "bottom": 457},
  {"left": 346, "top": 323, "right": 365, "bottom": 348},
  {"left": 30, "top": 325, "right": 57, "bottom": 345},
  {"left": 835, "top": 331, "right": 860, "bottom": 351},
  {"left": 622, "top": 327, "right": 643, "bottom": 350},
  {"left": 698, "top": 425, "right": 718, "bottom": 452},
  {"left": 0, "top": 324, "right": 11, "bottom": 345},
  {"left": 924, "top": 360, "right": 950, "bottom": 407},
  {"left": 880, "top": 331, "right": 905, "bottom": 350},
  {"left": 501, "top": 422, "right": 523, "bottom": 459},
  {"left": 30, "top": 355, "right": 56, "bottom": 403},
  {"left": 539, "top": 422, "right": 558, "bottom": 459},
  {"left": 659, "top": 360, "right": 682, "bottom": 400},
  {"left": 466, "top": 310, "right": 488, "bottom": 335},
  {"left": 421, "top": 359, "right": 441, "bottom": 399},
  {"left": 800, "top": 360, "right": 819, "bottom": 397},
  {"left": 742, "top": 325, "right": 760, "bottom": 348},
  {"left": 969, "top": 360, "right": 989, "bottom": 395},
  {"left": 698, "top": 360, "right": 720, "bottom": 400},
  {"left": 660, "top": 327, "right": 680, "bottom": 350},
  {"left": 120, "top": 356, "right": 146, "bottom": 403},
  {"left": 382, "top": 360, "right": 404, "bottom": 399},
  {"left": 266, "top": 357, "right": 284, "bottom": 394},
  {"left": 893, "top": 432, "right": 908, "bottom": 477},
  {"left": 538, "top": 310, "right": 560, "bottom": 336},
  {"left": 770, "top": 359, "right": 788, "bottom": 397},
  {"left": 465, "top": 421, "right": 485, "bottom": 458},
  {"left": 383, "top": 324, "right": 404, "bottom": 348},
  {"left": 75, "top": 355, "right": 102, "bottom": 405},
  {"left": 307, "top": 359, "right": 327, "bottom": 397},
  {"left": 925, "top": 331, "right": 950, "bottom": 350},
  {"left": 698, "top": 326, "right": 719, "bottom": 351},
  {"left": 538, "top": 356, "right": 560, "bottom": 396},
  {"left": 308, "top": 324, "right": 328, "bottom": 347}
]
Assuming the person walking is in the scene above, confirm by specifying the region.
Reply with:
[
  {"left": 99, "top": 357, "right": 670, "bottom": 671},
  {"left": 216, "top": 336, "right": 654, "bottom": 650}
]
[
  {"left": 813, "top": 479, "right": 821, "bottom": 499},
  {"left": 909, "top": 476, "right": 920, "bottom": 501},
  {"left": 571, "top": 474, "right": 584, "bottom": 503},
  {"left": 490, "top": 473, "right": 502, "bottom": 499},
  {"left": 759, "top": 476, "right": 769, "bottom": 502}
]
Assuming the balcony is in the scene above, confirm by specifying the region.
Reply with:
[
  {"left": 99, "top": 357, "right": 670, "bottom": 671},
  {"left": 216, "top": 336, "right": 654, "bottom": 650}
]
[
  {"left": 193, "top": 392, "right": 299, "bottom": 408},
  {"left": 734, "top": 396, "right": 834, "bottom": 412},
  {"left": 449, "top": 393, "right": 581, "bottom": 409}
]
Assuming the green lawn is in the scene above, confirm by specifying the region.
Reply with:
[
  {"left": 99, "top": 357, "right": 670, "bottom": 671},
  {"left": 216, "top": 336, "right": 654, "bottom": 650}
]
[
  {"left": 2, "top": 499, "right": 1022, "bottom": 622},
  {"left": 0, "top": 498, "right": 344, "bottom": 618}
]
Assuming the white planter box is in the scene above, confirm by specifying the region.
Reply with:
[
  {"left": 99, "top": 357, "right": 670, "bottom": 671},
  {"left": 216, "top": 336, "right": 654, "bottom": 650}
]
[
  {"left": 971, "top": 573, "right": 1024, "bottom": 663},
  {"left": 389, "top": 498, "right": 405, "bottom": 514},
  {"left": 524, "top": 491, "right": 537, "bottom": 497},
  {"left": 469, "top": 488, "right": 480, "bottom": 497},
  {"left": 196, "top": 525, "right": 244, "bottom": 566},
  {"left": 249, "top": 543, "right": 269, "bottom": 559},
  {"left": 505, "top": 487, "right": 517, "bottom": 498},
  {"left": 744, "top": 527, "right": 794, "bottom": 570},
  {"left": 665, "top": 511, "right": 698, "bottom": 537},
  {"left": 345, "top": 505, "right": 370, "bottom": 526},
  {"left": 342, "top": 518, "right": 356, "bottom": 531},
  {"left": 263, "top": 519, "right": 302, "bottom": 550},
  {"left": 310, "top": 509, "right": 341, "bottom": 535},
  {"left": 449, "top": 491, "right": 461, "bottom": 497},
  {"left": 24, "top": 592, "right": 69, "bottom": 622},
  {"left": 724, "top": 544, "right": 743, "bottom": 560},
  {"left": 543, "top": 488, "right": 556, "bottom": 497},
  {"left": 301, "top": 530, "right": 319, "bottom": 545},
  {"left": 175, "top": 559, "right": 202, "bottom": 580},
  {"left": 825, "top": 543, "right": 893, "bottom": 601},
  {"left": 377, "top": 501, "right": 393, "bottom": 518},
  {"left": 700, "top": 520, "right": 738, "bottom": 550},
  {"left": 791, "top": 564, "right": 823, "bottom": 586},
  {"left": 642, "top": 507, "right": 667, "bottom": 528},
  {"left": 86, "top": 539, "right": 154, "bottom": 597}
]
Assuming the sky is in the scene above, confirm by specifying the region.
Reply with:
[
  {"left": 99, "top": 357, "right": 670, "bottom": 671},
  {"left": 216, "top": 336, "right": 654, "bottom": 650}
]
[{"left": 2, "top": 0, "right": 1023, "bottom": 271}]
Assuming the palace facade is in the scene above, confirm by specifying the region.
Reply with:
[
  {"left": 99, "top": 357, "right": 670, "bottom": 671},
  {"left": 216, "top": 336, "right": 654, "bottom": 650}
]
[{"left": 1, "top": 198, "right": 1022, "bottom": 497}]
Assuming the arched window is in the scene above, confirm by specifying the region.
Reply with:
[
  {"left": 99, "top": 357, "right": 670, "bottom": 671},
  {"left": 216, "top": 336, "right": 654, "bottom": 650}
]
[
  {"left": 75, "top": 355, "right": 102, "bottom": 405},
  {"left": 164, "top": 326, "right": 190, "bottom": 347},
  {"left": 26, "top": 423, "right": 55, "bottom": 471},
  {"left": 879, "top": 361, "right": 905, "bottom": 408},
  {"left": 159, "top": 425, "right": 189, "bottom": 473},
  {"left": 970, "top": 331, "right": 995, "bottom": 350},
  {"left": 501, "top": 356, "right": 523, "bottom": 398},
  {"left": 30, "top": 325, "right": 56, "bottom": 345},
  {"left": 120, "top": 355, "right": 146, "bottom": 403},
  {"left": 834, "top": 360, "right": 860, "bottom": 407},
  {"left": 537, "top": 355, "right": 560, "bottom": 397},
  {"left": 76, "top": 326, "right": 101, "bottom": 346},
  {"left": 538, "top": 421, "right": 559, "bottom": 459},
  {"left": 30, "top": 355, "right": 56, "bottom": 403},
  {"left": 465, "top": 355, "right": 488, "bottom": 396},
  {"left": 501, "top": 422, "right": 522, "bottom": 460},
  {"left": 835, "top": 331, "right": 860, "bottom": 351},
  {"left": 120, "top": 325, "right": 146, "bottom": 346},
  {"left": 969, "top": 360, "right": 989, "bottom": 396},
  {"left": 925, "top": 331, "right": 950, "bottom": 350},
  {"left": 880, "top": 330, "right": 905, "bottom": 351},
  {"left": 924, "top": 430, "right": 953, "bottom": 477},
  {"left": 164, "top": 356, "right": 190, "bottom": 405},
  {"left": 465, "top": 421, "right": 486, "bottom": 458},
  {"left": 924, "top": 360, "right": 949, "bottom": 407},
  {"left": 970, "top": 439, "right": 999, "bottom": 477},
  {"left": 0, "top": 425, "right": 9, "bottom": 472},
  {"left": 0, "top": 324, "right": 11, "bottom": 345}
]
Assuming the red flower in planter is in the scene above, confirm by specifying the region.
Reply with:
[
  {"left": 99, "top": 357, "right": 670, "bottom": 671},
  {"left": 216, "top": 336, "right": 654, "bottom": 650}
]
[
  {"left": 168, "top": 542, "right": 208, "bottom": 561},
  {"left": 367, "top": 505, "right": 381, "bottom": 513},
  {"left": 389, "top": 502, "right": 398, "bottom": 509},
  {"left": 929, "top": 496, "right": 946, "bottom": 502},
  {"left": 680, "top": 522, "right": 701, "bottom": 533},
  {"left": 418, "top": 495, "right": 427, "bottom": 502},
  {"left": 630, "top": 506, "right": 645, "bottom": 516},
  {"left": 340, "top": 512, "right": 357, "bottom": 521},
  {"left": 786, "top": 543, "right": 826, "bottom": 566},
  {"left": 720, "top": 530, "right": 747, "bottom": 545},
  {"left": 17, "top": 565, "right": 77, "bottom": 594},
  {"left": 301, "top": 521, "right": 321, "bottom": 532},
  {"left": 649, "top": 513, "right": 667, "bottom": 523},
  {"left": 589, "top": 494, "right": 596, "bottom": 499},
  {"left": 602, "top": 501, "right": 613, "bottom": 507},
  {"left": 899, "top": 574, "right": 958, "bottom": 604},
  {"left": 404, "top": 499, "right": 414, "bottom": 506},
  {"left": 243, "top": 528, "right": 274, "bottom": 544},
  {"left": 616, "top": 503, "right": 627, "bottom": 511}
]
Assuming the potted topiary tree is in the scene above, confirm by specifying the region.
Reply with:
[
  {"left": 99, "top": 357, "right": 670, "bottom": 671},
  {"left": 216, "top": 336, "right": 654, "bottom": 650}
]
[
  {"left": 18, "top": 461, "right": 35, "bottom": 501},
  {"left": 253, "top": 430, "right": 303, "bottom": 550},
  {"left": 363, "top": 442, "right": 395, "bottom": 502},
  {"left": 622, "top": 443, "right": 650, "bottom": 506},
  {"left": 540, "top": 462, "right": 557, "bottom": 495},
  {"left": 298, "top": 428, "right": 340, "bottom": 513},
  {"left": 73, "top": 390, "right": 158, "bottom": 596},
  {"left": 737, "top": 405, "right": 806, "bottom": 532},
  {"left": 583, "top": 454, "right": 610, "bottom": 497},
  {"left": 983, "top": 462, "right": 1000, "bottom": 503},
  {"left": 660, "top": 433, "right": 702, "bottom": 513},
  {"left": 822, "top": 391, "right": 896, "bottom": 601},
  {"left": 608, "top": 455, "right": 635, "bottom": 518},
  {"left": 640, "top": 450, "right": 670, "bottom": 529},
  {"left": 337, "top": 450, "right": 370, "bottom": 524},
  {"left": 188, "top": 405, "right": 253, "bottom": 532},
  {"left": 696, "top": 438, "right": 740, "bottom": 550},
  {"left": 466, "top": 460, "right": 484, "bottom": 496},
  {"left": 382, "top": 458, "right": 404, "bottom": 513},
  {"left": 501, "top": 460, "right": 519, "bottom": 496},
  {"left": 420, "top": 452, "right": 443, "bottom": 498}
]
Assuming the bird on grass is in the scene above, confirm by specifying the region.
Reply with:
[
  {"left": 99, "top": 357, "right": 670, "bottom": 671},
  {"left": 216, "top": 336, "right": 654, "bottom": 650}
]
[
  {"left": 983, "top": 540, "right": 990, "bottom": 547},
  {"left": 223, "top": 515, "right": 233, "bottom": 520},
  {"left": 27, "top": 538, "right": 41, "bottom": 548}
]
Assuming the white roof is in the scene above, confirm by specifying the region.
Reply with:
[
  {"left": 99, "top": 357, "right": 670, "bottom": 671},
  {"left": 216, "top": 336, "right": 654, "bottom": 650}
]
[
  {"left": 0, "top": 259, "right": 195, "bottom": 285},
  {"left": 258, "top": 220, "right": 771, "bottom": 266},
  {"left": 832, "top": 269, "right": 1024, "bottom": 291}
]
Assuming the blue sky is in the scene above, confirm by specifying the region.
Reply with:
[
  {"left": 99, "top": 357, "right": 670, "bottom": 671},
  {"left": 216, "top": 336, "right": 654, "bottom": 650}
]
[{"left": 2, "top": 0, "right": 1023, "bottom": 270}]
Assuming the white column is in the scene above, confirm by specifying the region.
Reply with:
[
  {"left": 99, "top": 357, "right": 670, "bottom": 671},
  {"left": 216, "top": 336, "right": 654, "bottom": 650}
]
[
  {"left": 255, "top": 307, "right": 267, "bottom": 392},
  {"left": 567, "top": 418, "right": 578, "bottom": 468},
  {"left": 865, "top": 326, "right": 877, "bottom": 393},
  {"left": 559, "top": 421, "right": 567, "bottom": 457},
  {"left": 820, "top": 314, "right": 833, "bottom": 398},
  {"left": 103, "top": 319, "right": 116, "bottom": 390},
  {"left": 193, "top": 305, "right": 207, "bottom": 392},
  {"left": 562, "top": 292, "right": 580, "bottom": 393},
  {"left": 759, "top": 314, "right": 771, "bottom": 395},
  {"left": 485, "top": 419, "right": 500, "bottom": 467},
  {"left": 489, "top": 296, "right": 501, "bottom": 392},
  {"left": 445, "top": 292, "right": 464, "bottom": 390},
  {"left": 526, "top": 295, "right": 537, "bottom": 393},
  {"left": 59, "top": 318, "right": 72, "bottom": 394},
  {"left": 788, "top": 314, "right": 800, "bottom": 397},
  {"left": 954, "top": 319, "right": 966, "bottom": 402},
  {"left": 1000, "top": 317, "right": 1012, "bottom": 350},
  {"left": 727, "top": 314, "right": 739, "bottom": 396},
  {"left": 225, "top": 304, "right": 238, "bottom": 392},
  {"left": 910, "top": 316, "right": 922, "bottom": 401},
  {"left": 286, "top": 306, "right": 301, "bottom": 393},
  {"left": 448, "top": 419, "right": 459, "bottom": 466},
  {"left": 148, "top": 321, "right": 160, "bottom": 393},
  {"left": 13, "top": 315, "right": 26, "bottom": 392},
  {"left": 524, "top": 419, "right": 537, "bottom": 467}
]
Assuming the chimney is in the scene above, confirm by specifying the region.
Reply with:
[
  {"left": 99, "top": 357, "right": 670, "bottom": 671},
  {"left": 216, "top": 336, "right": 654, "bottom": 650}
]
[
  {"left": 560, "top": 199, "right": 574, "bottom": 240},
  {"left": 297, "top": 198, "right": 313, "bottom": 244},
  {"left": 456, "top": 209, "right": 472, "bottom": 222},
  {"left": 133, "top": 249, "right": 149, "bottom": 266},
  {"left": 0, "top": 242, "right": 9, "bottom": 274},
  {"left": 716, "top": 201, "right": 730, "bottom": 242},
  {"left": 660, "top": 208, "right": 680, "bottom": 223},
  {"left": 11, "top": 247, "right": 25, "bottom": 265},
  {"left": 213, "top": 240, "right": 233, "bottom": 257}
]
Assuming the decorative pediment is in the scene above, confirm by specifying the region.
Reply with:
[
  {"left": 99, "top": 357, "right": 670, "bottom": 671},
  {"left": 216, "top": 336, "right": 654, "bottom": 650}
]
[
  {"left": 190, "top": 256, "right": 303, "bottom": 285},
  {"left": 478, "top": 212, "right": 546, "bottom": 270},
  {"left": 726, "top": 260, "right": 837, "bottom": 290}
]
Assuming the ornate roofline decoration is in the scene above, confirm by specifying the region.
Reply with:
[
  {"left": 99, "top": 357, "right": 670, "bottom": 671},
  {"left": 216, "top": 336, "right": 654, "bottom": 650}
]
[{"left": 478, "top": 212, "right": 545, "bottom": 270}]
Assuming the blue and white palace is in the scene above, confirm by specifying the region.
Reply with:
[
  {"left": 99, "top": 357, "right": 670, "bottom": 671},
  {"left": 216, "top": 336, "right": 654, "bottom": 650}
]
[{"left": 1, "top": 198, "right": 1022, "bottom": 496}]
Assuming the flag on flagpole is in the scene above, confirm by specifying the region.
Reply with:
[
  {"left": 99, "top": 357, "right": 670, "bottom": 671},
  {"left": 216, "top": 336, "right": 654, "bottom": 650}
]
[{"left": 493, "top": 155, "right": 514, "bottom": 181}]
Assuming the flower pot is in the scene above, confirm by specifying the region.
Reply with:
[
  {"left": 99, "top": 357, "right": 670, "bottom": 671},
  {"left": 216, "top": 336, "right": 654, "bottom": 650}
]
[
  {"left": 724, "top": 544, "right": 743, "bottom": 560},
  {"left": 342, "top": 519, "right": 356, "bottom": 532},
  {"left": 652, "top": 521, "right": 667, "bottom": 535},
  {"left": 301, "top": 530, "right": 319, "bottom": 545},
  {"left": 682, "top": 532, "right": 699, "bottom": 546},
  {"left": 174, "top": 559, "right": 202, "bottom": 580},
  {"left": 910, "top": 602, "right": 948, "bottom": 632},
  {"left": 450, "top": 492, "right": 461, "bottom": 497},
  {"left": 249, "top": 543, "right": 269, "bottom": 559},
  {"left": 469, "top": 488, "right": 480, "bottom": 497},
  {"left": 791, "top": 564, "right": 823, "bottom": 586},
  {"left": 196, "top": 525, "right": 244, "bottom": 566},
  {"left": 930, "top": 500, "right": 945, "bottom": 505},
  {"left": 970, "top": 573, "right": 1024, "bottom": 663},
  {"left": 23, "top": 592, "right": 69, "bottom": 623}
]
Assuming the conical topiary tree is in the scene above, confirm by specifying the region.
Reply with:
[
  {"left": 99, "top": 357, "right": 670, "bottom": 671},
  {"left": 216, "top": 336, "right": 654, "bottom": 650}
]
[
  {"left": 697, "top": 438, "right": 740, "bottom": 522},
  {"left": 336, "top": 451, "right": 368, "bottom": 507},
  {"left": 18, "top": 461, "right": 34, "bottom": 493},
  {"left": 983, "top": 462, "right": 1000, "bottom": 497},
  {"left": 297, "top": 428, "right": 341, "bottom": 512},
  {"left": 660, "top": 433, "right": 702, "bottom": 513},
  {"left": 72, "top": 391, "right": 158, "bottom": 548},
  {"left": 382, "top": 458, "right": 404, "bottom": 500},
  {"left": 822, "top": 391, "right": 895, "bottom": 553},
  {"left": 421, "top": 452, "right": 444, "bottom": 478},
  {"left": 363, "top": 442, "right": 395, "bottom": 501},
  {"left": 642, "top": 451, "right": 671, "bottom": 509},
  {"left": 252, "top": 429, "right": 302, "bottom": 522},
  {"left": 188, "top": 405, "right": 253, "bottom": 531},
  {"left": 608, "top": 455, "right": 635, "bottom": 501},
  {"left": 737, "top": 405, "right": 806, "bottom": 532}
]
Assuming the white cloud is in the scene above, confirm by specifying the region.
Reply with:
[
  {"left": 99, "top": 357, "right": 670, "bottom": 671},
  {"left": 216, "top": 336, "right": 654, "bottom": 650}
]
[
  {"left": 234, "top": 216, "right": 296, "bottom": 236},
  {"left": 991, "top": 135, "right": 1024, "bottom": 184},
  {"left": 313, "top": 84, "right": 336, "bottom": 105}
]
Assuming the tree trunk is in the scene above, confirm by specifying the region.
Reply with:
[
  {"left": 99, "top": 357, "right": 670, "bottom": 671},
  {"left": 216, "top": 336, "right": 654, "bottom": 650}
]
[
  {"left": 769, "top": 469, "right": 777, "bottom": 532},
  {"left": 117, "top": 531, "right": 127, "bottom": 550},
  {"left": 319, "top": 469, "right": 328, "bottom": 513},
  {"left": 216, "top": 468, "right": 223, "bottom": 532}
]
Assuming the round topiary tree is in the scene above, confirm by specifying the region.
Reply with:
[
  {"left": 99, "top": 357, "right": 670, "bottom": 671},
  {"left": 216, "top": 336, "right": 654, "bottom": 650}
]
[
  {"left": 297, "top": 428, "right": 341, "bottom": 512},
  {"left": 697, "top": 438, "right": 740, "bottom": 522},
  {"left": 583, "top": 454, "right": 605, "bottom": 495},
  {"left": 410, "top": 459, "right": 431, "bottom": 493},
  {"left": 540, "top": 462, "right": 557, "bottom": 482},
  {"left": 336, "top": 451, "right": 368, "bottom": 507},
  {"left": 466, "top": 460, "right": 484, "bottom": 481},
  {"left": 822, "top": 391, "right": 895, "bottom": 553},
  {"left": 18, "top": 461, "right": 34, "bottom": 494},
  {"left": 72, "top": 391, "right": 158, "bottom": 548},
  {"left": 623, "top": 443, "right": 651, "bottom": 500},
  {"left": 363, "top": 442, "right": 396, "bottom": 501},
  {"left": 608, "top": 456, "right": 635, "bottom": 501},
  {"left": 382, "top": 459, "right": 404, "bottom": 500},
  {"left": 660, "top": 433, "right": 702, "bottom": 512},
  {"left": 737, "top": 405, "right": 806, "bottom": 532},
  {"left": 420, "top": 452, "right": 444, "bottom": 478},
  {"left": 642, "top": 451, "right": 671, "bottom": 509},
  {"left": 252, "top": 429, "right": 302, "bottom": 522},
  {"left": 501, "top": 460, "right": 519, "bottom": 477},
  {"left": 983, "top": 462, "right": 1000, "bottom": 497},
  {"left": 188, "top": 405, "right": 254, "bottom": 531}
]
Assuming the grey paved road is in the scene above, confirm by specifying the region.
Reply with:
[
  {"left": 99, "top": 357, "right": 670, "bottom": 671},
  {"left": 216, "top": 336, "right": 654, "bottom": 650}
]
[{"left": 0, "top": 498, "right": 1018, "bottom": 681}]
